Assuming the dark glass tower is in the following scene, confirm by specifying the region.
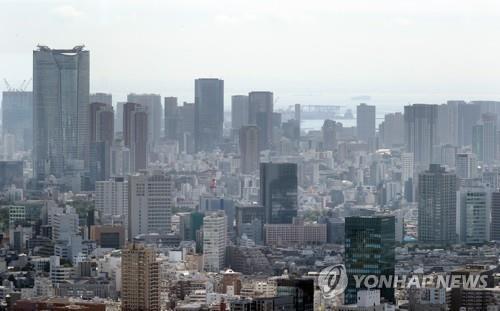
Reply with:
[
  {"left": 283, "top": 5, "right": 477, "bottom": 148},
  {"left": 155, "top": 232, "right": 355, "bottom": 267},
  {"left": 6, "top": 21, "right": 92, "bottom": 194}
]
[
  {"left": 260, "top": 162, "right": 298, "bottom": 224},
  {"left": 345, "top": 216, "right": 396, "bottom": 304},
  {"left": 194, "top": 78, "right": 224, "bottom": 152}
]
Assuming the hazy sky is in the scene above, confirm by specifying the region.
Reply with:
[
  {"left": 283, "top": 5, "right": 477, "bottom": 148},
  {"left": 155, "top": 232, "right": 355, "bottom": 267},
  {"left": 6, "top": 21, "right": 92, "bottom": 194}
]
[{"left": 2, "top": 0, "right": 500, "bottom": 111}]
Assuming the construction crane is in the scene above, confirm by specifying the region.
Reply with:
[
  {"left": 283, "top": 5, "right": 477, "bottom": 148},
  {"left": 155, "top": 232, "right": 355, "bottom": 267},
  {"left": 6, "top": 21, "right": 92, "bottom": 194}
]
[
  {"left": 3, "top": 79, "right": 12, "bottom": 91},
  {"left": 3, "top": 78, "right": 32, "bottom": 91}
]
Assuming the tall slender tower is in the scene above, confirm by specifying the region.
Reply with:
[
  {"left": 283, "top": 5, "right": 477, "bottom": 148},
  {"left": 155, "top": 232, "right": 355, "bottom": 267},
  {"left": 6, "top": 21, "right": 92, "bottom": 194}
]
[
  {"left": 194, "top": 78, "right": 224, "bottom": 152},
  {"left": 164, "top": 97, "right": 178, "bottom": 140},
  {"left": 121, "top": 243, "right": 159, "bottom": 311},
  {"left": 239, "top": 125, "right": 259, "bottom": 174},
  {"left": 123, "top": 102, "right": 148, "bottom": 172},
  {"left": 89, "top": 102, "right": 114, "bottom": 185},
  {"left": 33, "top": 45, "right": 89, "bottom": 180}
]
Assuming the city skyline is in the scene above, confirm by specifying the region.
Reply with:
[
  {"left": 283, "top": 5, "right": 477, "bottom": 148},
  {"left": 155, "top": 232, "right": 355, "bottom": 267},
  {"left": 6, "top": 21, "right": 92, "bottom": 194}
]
[{"left": 3, "top": 1, "right": 500, "bottom": 110}]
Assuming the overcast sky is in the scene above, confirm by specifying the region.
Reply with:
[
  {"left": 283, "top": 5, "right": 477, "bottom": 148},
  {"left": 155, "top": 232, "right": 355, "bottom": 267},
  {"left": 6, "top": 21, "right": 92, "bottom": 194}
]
[{"left": 2, "top": 0, "right": 500, "bottom": 111}]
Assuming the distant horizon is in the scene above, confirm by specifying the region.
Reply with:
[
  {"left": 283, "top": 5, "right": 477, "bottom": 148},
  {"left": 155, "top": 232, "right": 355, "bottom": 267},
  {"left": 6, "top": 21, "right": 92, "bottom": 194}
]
[{"left": 2, "top": 0, "right": 500, "bottom": 113}]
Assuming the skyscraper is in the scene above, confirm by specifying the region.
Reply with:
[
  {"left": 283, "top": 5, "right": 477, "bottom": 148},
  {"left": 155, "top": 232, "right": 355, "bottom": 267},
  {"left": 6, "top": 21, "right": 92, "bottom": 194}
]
[
  {"left": 239, "top": 125, "right": 259, "bottom": 174},
  {"left": 2, "top": 90, "right": 33, "bottom": 150},
  {"left": 260, "top": 162, "right": 298, "bottom": 224},
  {"left": 356, "top": 103, "right": 376, "bottom": 145},
  {"left": 89, "top": 102, "right": 114, "bottom": 185},
  {"left": 202, "top": 212, "right": 227, "bottom": 272},
  {"left": 457, "top": 101, "right": 481, "bottom": 147},
  {"left": 121, "top": 243, "right": 159, "bottom": 311},
  {"left": 194, "top": 78, "right": 224, "bottom": 152},
  {"left": 89, "top": 92, "right": 112, "bottom": 106},
  {"left": 178, "top": 102, "right": 195, "bottom": 154},
  {"left": 321, "top": 119, "right": 337, "bottom": 151},
  {"left": 248, "top": 91, "right": 274, "bottom": 151},
  {"left": 345, "top": 216, "right": 395, "bottom": 305},
  {"left": 479, "top": 113, "right": 497, "bottom": 164},
  {"left": 404, "top": 104, "right": 438, "bottom": 169},
  {"left": 127, "top": 93, "right": 162, "bottom": 146},
  {"left": 128, "top": 171, "right": 174, "bottom": 241},
  {"left": 123, "top": 102, "right": 148, "bottom": 172},
  {"left": 231, "top": 95, "right": 249, "bottom": 131},
  {"left": 418, "top": 164, "right": 457, "bottom": 246},
  {"left": 33, "top": 45, "right": 89, "bottom": 180},
  {"left": 378, "top": 112, "right": 404, "bottom": 148},
  {"left": 164, "top": 97, "right": 178, "bottom": 140}
]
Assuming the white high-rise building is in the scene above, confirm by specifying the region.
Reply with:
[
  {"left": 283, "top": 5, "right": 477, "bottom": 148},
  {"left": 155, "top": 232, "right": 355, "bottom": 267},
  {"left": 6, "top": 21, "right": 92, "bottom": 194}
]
[
  {"left": 51, "top": 207, "right": 79, "bottom": 242},
  {"left": 203, "top": 211, "right": 227, "bottom": 272},
  {"left": 455, "top": 153, "right": 478, "bottom": 179},
  {"left": 401, "top": 152, "right": 414, "bottom": 183},
  {"left": 110, "top": 141, "right": 131, "bottom": 177},
  {"left": 128, "top": 171, "right": 174, "bottom": 241},
  {"left": 457, "top": 185, "right": 490, "bottom": 245},
  {"left": 96, "top": 177, "right": 128, "bottom": 226}
]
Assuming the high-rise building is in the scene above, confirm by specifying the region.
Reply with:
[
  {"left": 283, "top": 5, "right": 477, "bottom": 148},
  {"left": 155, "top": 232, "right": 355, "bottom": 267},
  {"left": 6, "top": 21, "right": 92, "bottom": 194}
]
[
  {"left": 1, "top": 90, "right": 33, "bottom": 150},
  {"left": 95, "top": 177, "right": 128, "bottom": 226},
  {"left": 178, "top": 102, "right": 195, "bottom": 154},
  {"left": 294, "top": 104, "right": 301, "bottom": 123},
  {"left": 418, "top": 164, "right": 457, "bottom": 246},
  {"left": 404, "top": 104, "right": 438, "bottom": 169},
  {"left": 164, "top": 97, "right": 178, "bottom": 140},
  {"left": 457, "top": 101, "right": 481, "bottom": 147},
  {"left": 123, "top": 103, "right": 148, "bottom": 172},
  {"left": 455, "top": 153, "right": 478, "bottom": 179},
  {"left": 248, "top": 91, "right": 274, "bottom": 151},
  {"left": 128, "top": 171, "right": 174, "bottom": 241},
  {"left": 401, "top": 152, "right": 414, "bottom": 183},
  {"left": 0, "top": 161, "right": 23, "bottom": 190},
  {"left": 33, "top": 45, "right": 89, "bottom": 180},
  {"left": 231, "top": 95, "right": 249, "bottom": 131},
  {"left": 194, "top": 78, "right": 224, "bottom": 152},
  {"left": 89, "top": 102, "right": 114, "bottom": 185},
  {"left": 321, "top": 119, "right": 337, "bottom": 151},
  {"left": 115, "top": 102, "right": 125, "bottom": 133},
  {"left": 356, "top": 103, "right": 376, "bottom": 145},
  {"left": 473, "top": 113, "right": 497, "bottom": 164},
  {"left": 260, "top": 162, "right": 298, "bottom": 224},
  {"left": 378, "top": 112, "right": 404, "bottom": 148},
  {"left": 121, "top": 243, "right": 159, "bottom": 311},
  {"left": 127, "top": 93, "right": 162, "bottom": 146},
  {"left": 276, "top": 278, "right": 314, "bottom": 311},
  {"left": 239, "top": 125, "right": 259, "bottom": 174},
  {"left": 90, "top": 93, "right": 112, "bottom": 106},
  {"left": 457, "top": 185, "right": 489, "bottom": 245},
  {"left": 202, "top": 211, "right": 227, "bottom": 272},
  {"left": 345, "top": 216, "right": 395, "bottom": 305},
  {"left": 110, "top": 140, "right": 130, "bottom": 177},
  {"left": 490, "top": 191, "right": 500, "bottom": 242}
]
